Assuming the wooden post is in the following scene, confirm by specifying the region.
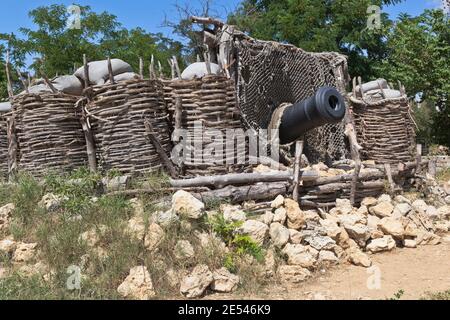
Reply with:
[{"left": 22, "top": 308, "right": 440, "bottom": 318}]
[
  {"left": 107, "top": 57, "right": 114, "bottom": 84},
  {"left": 384, "top": 163, "right": 395, "bottom": 194},
  {"left": 83, "top": 54, "right": 90, "bottom": 88},
  {"left": 428, "top": 158, "right": 437, "bottom": 178},
  {"left": 144, "top": 119, "right": 178, "bottom": 178},
  {"left": 293, "top": 140, "right": 304, "bottom": 202},
  {"left": 139, "top": 57, "right": 144, "bottom": 79},
  {"left": 149, "top": 55, "right": 155, "bottom": 79},
  {"left": 174, "top": 96, "right": 182, "bottom": 143},
  {"left": 344, "top": 108, "right": 363, "bottom": 206},
  {"left": 203, "top": 52, "right": 212, "bottom": 75},
  {"left": 416, "top": 144, "right": 422, "bottom": 175},
  {"left": 16, "top": 67, "right": 29, "bottom": 93},
  {"left": 6, "top": 116, "right": 18, "bottom": 181},
  {"left": 5, "top": 50, "right": 14, "bottom": 98},
  {"left": 39, "top": 68, "right": 58, "bottom": 93},
  {"left": 172, "top": 56, "right": 181, "bottom": 79},
  {"left": 79, "top": 102, "right": 97, "bottom": 172},
  {"left": 168, "top": 59, "right": 175, "bottom": 80}
]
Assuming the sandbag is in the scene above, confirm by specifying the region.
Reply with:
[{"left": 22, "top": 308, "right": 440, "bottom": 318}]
[
  {"left": 26, "top": 84, "right": 53, "bottom": 94},
  {"left": 105, "top": 72, "right": 140, "bottom": 84},
  {"left": 52, "top": 75, "right": 84, "bottom": 96},
  {"left": 365, "top": 89, "right": 402, "bottom": 100},
  {"left": 181, "top": 62, "right": 221, "bottom": 80},
  {"left": 355, "top": 79, "right": 389, "bottom": 95},
  {"left": 74, "top": 59, "right": 133, "bottom": 85},
  {"left": 0, "top": 102, "right": 11, "bottom": 112}
]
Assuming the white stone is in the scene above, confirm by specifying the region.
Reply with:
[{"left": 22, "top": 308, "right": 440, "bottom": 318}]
[
  {"left": 378, "top": 194, "right": 392, "bottom": 204},
  {"left": 344, "top": 223, "right": 370, "bottom": 247},
  {"left": 269, "top": 223, "right": 290, "bottom": 248},
  {"left": 38, "top": 193, "right": 65, "bottom": 212},
  {"left": 437, "top": 206, "right": 450, "bottom": 219},
  {"left": 0, "top": 239, "right": 16, "bottom": 254},
  {"left": 180, "top": 265, "right": 214, "bottom": 298},
  {"left": 174, "top": 240, "right": 195, "bottom": 260},
  {"left": 348, "top": 249, "right": 372, "bottom": 268},
  {"left": 0, "top": 203, "right": 14, "bottom": 232},
  {"left": 237, "top": 220, "right": 269, "bottom": 246},
  {"left": 412, "top": 200, "right": 428, "bottom": 214},
  {"left": 367, "top": 215, "right": 381, "bottom": 232},
  {"left": 172, "top": 190, "right": 205, "bottom": 219},
  {"left": 335, "top": 199, "right": 353, "bottom": 215},
  {"left": 395, "top": 195, "right": 411, "bottom": 205},
  {"left": 259, "top": 211, "right": 274, "bottom": 225},
  {"left": 395, "top": 203, "right": 412, "bottom": 216},
  {"left": 426, "top": 206, "right": 440, "bottom": 220},
  {"left": 79, "top": 225, "right": 107, "bottom": 247},
  {"left": 271, "top": 195, "right": 285, "bottom": 209},
  {"left": 289, "top": 229, "right": 303, "bottom": 244},
  {"left": 211, "top": 268, "right": 240, "bottom": 293},
  {"left": 155, "top": 210, "right": 179, "bottom": 226},
  {"left": 282, "top": 244, "right": 316, "bottom": 268},
  {"left": 12, "top": 243, "right": 38, "bottom": 263},
  {"left": 222, "top": 204, "right": 247, "bottom": 222},
  {"left": 278, "top": 265, "right": 311, "bottom": 283},
  {"left": 366, "top": 236, "right": 396, "bottom": 253},
  {"left": 319, "top": 219, "right": 341, "bottom": 239},
  {"left": 379, "top": 217, "right": 405, "bottom": 239},
  {"left": 318, "top": 250, "right": 339, "bottom": 264},
  {"left": 117, "top": 266, "right": 155, "bottom": 300},
  {"left": 403, "top": 239, "right": 417, "bottom": 248},
  {"left": 144, "top": 223, "right": 165, "bottom": 251},
  {"left": 273, "top": 207, "right": 287, "bottom": 224},
  {"left": 304, "top": 235, "right": 336, "bottom": 251},
  {"left": 369, "top": 202, "right": 394, "bottom": 218},
  {"left": 361, "top": 197, "right": 378, "bottom": 207}
]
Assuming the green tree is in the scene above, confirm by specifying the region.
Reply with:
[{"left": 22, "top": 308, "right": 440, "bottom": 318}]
[
  {"left": 377, "top": 9, "right": 450, "bottom": 146},
  {"left": 228, "top": 0, "right": 404, "bottom": 79}
]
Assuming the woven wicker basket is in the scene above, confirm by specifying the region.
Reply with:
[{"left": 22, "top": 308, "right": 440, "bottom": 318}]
[
  {"left": 11, "top": 93, "right": 87, "bottom": 176},
  {"left": 350, "top": 95, "right": 416, "bottom": 164},
  {"left": 85, "top": 79, "right": 172, "bottom": 175},
  {"left": 0, "top": 112, "right": 8, "bottom": 178}
]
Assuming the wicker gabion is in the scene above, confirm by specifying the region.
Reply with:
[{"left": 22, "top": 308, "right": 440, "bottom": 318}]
[
  {"left": 350, "top": 94, "right": 416, "bottom": 164},
  {"left": 11, "top": 93, "right": 88, "bottom": 176},
  {"left": 166, "top": 75, "right": 250, "bottom": 177},
  {"left": 85, "top": 79, "right": 172, "bottom": 175},
  {"left": 0, "top": 113, "right": 8, "bottom": 177}
]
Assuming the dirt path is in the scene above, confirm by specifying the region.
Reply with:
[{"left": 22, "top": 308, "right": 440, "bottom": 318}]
[{"left": 209, "top": 235, "right": 450, "bottom": 300}]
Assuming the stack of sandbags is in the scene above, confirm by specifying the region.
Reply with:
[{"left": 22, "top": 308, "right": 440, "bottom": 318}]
[{"left": 74, "top": 59, "right": 133, "bottom": 86}]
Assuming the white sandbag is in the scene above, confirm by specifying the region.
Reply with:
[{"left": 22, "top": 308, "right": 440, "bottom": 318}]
[
  {"left": 355, "top": 79, "right": 389, "bottom": 95},
  {"left": 74, "top": 59, "right": 133, "bottom": 85},
  {"left": 52, "top": 75, "right": 84, "bottom": 96},
  {"left": 181, "top": 62, "right": 221, "bottom": 80},
  {"left": 365, "top": 89, "right": 402, "bottom": 100},
  {"left": 26, "top": 84, "right": 53, "bottom": 94},
  {"left": 0, "top": 102, "right": 11, "bottom": 112},
  {"left": 105, "top": 72, "right": 140, "bottom": 84}
]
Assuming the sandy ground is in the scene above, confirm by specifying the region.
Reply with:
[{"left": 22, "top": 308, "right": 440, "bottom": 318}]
[{"left": 208, "top": 234, "right": 450, "bottom": 300}]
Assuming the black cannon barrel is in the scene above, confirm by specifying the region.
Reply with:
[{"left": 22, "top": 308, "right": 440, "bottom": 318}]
[{"left": 278, "top": 86, "right": 346, "bottom": 145}]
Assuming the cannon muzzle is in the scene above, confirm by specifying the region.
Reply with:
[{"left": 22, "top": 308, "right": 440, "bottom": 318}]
[{"left": 278, "top": 87, "right": 346, "bottom": 145}]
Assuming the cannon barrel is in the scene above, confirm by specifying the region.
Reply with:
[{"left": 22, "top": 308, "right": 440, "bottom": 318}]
[{"left": 278, "top": 87, "right": 346, "bottom": 145}]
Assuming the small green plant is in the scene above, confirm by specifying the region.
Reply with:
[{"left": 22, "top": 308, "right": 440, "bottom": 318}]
[
  {"left": 422, "top": 290, "right": 450, "bottom": 300},
  {"left": 388, "top": 289, "right": 405, "bottom": 300}
]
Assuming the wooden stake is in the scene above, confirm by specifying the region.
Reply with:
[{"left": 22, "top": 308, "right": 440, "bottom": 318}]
[
  {"left": 15, "top": 67, "right": 29, "bottom": 93},
  {"left": 416, "top": 144, "right": 422, "bottom": 175},
  {"left": 107, "top": 57, "right": 115, "bottom": 84},
  {"left": 172, "top": 56, "right": 181, "bottom": 79},
  {"left": 139, "top": 57, "right": 144, "bottom": 79},
  {"left": 344, "top": 109, "right": 363, "bottom": 206},
  {"left": 168, "top": 59, "right": 175, "bottom": 79},
  {"left": 39, "top": 68, "right": 58, "bottom": 93},
  {"left": 174, "top": 96, "right": 182, "bottom": 143},
  {"left": 83, "top": 54, "right": 90, "bottom": 88},
  {"left": 6, "top": 116, "right": 18, "bottom": 181},
  {"left": 203, "top": 51, "right": 212, "bottom": 75},
  {"left": 144, "top": 119, "right": 178, "bottom": 178},
  {"left": 352, "top": 77, "right": 357, "bottom": 97},
  {"left": 428, "top": 159, "right": 437, "bottom": 178},
  {"left": 79, "top": 101, "right": 97, "bottom": 172},
  {"left": 149, "top": 55, "right": 155, "bottom": 79},
  {"left": 293, "top": 140, "right": 304, "bottom": 202},
  {"left": 5, "top": 50, "right": 14, "bottom": 98},
  {"left": 384, "top": 163, "right": 395, "bottom": 194},
  {"left": 158, "top": 61, "right": 163, "bottom": 78}
]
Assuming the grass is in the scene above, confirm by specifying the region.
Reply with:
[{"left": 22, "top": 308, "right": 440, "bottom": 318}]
[
  {"left": 422, "top": 290, "right": 450, "bottom": 300},
  {"left": 436, "top": 168, "right": 450, "bottom": 183},
  {"left": 0, "top": 169, "right": 271, "bottom": 299}
]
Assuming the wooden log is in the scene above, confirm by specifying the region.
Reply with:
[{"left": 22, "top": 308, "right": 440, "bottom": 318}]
[
  {"left": 384, "top": 163, "right": 395, "bottom": 194},
  {"left": 344, "top": 108, "right": 362, "bottom": 205},
  {"left": 5, "top": 50, "right": 14, "bottom": 98},
  {"left": 170, "top": 170, "right": 318, "bottom": 189},
  {"left": 107, "top": 187, "right": 209, "bottom": 197},
  {"left": 173, "top": 56, "right": 181, "bottom": 79},
  {"left": 39, "top": 69, "right": 58, "bottom": 94},
  {"left": 416, "top": 144, "right": 422, "bottom": 175},
  {"left": 203, "top": 52, "right": 212, "bottom": 75},
  {"left": 80, "top": 104, "right": 97, "bottom": 172},
  {"left": 173, "top": 96, "right": 182, "bottom": 143},
  {"left": 190, "top": 16, "right": 224, "bottom": 27},
  {"left": 293, "top": 140, "right": 304, "bottom": 202},
  {"left": 194, "top": 182, "right": 289, "bottom": 204},
  {"left": 15, "top": 67, "right": 29, "bottom": 93},
  {"left": 144, "top": 119, "right": 178, "bottom": 178},
  {"left": 139, "top": 57, "right": 144, "bottom": 79}
]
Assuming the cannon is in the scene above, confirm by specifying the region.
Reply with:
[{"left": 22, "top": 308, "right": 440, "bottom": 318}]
[{"left": 278, "top": 86, "right": 346, "bottom": 145}]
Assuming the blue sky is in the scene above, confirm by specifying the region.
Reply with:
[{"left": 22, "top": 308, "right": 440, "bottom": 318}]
[{"left": 0, "top": 0, "right": 443, "bottom": 67}]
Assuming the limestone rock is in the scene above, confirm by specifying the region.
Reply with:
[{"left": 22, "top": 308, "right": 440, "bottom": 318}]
[
  {"left": 237, "top": 220, "right": 268, "bottom": 246},
  {"left": 282, "top": 244, "right": 316, "bottom": 268},
  {"left": 180, "top": 264, "right": 214, "bottom": 298},
  {"left": 269, "top": 223, "right": 290, "bottom": 248},
  {"left": 403, "top": 239, "right": 417, "bottom": 248},
  {"left": 395, "top": 195, "right": 411, "bottom": 205},
  {"left": 129, "top": 198, "right": 145, "bottom": 217},
  {"left": 155, "top": 210, "right": 179, "bottom": 226},
  {"left": 264, "top": 249, "right": 276, "bottom": 277},
  {"left": 369, "top": 202, "right": 394, "bottom": 218},
  {"left": 318, "top": 250, "right": 339, "bottom": 264},
  {"left": 117, "top": 266, "right": 155, "bottom": 300},
  {"left": 79, "top": 225, "right": 107, "bottom": 247},
  {"left": 12, "top": 243, "right": 38, "bottom": 263},
  {"left": 39, "top": 193, "right": 66, "bottom": 212},
  {"left": 144, "top": 223, "right": 165, "bottom": 251},
  {"left": 357, "top": 205, "right": 369, "bottom": 216},
  {"left": 416, "top": 231, "right": 441, "bottom": 245},
  {"left": 437, "top": 206, "right": 450, "bottom": 219},
  {"left": 0, "top": 267, "right": 9, "bottom": 279},
  {"left": 335, "top": 199, "right": 353, "bottom": 215},
  {"left": 222, "top": 204, "right": 246, "bottom": 222},
  {"left": 366, "top": 236, "right": 396, "bottom": 253},
  {"left": 0, "top": 238, "right": 16, "bottom": 255},
  {"left": 284, "top": 199, "right": 306, "bottom": 230},
  {"left": 378, "top": 194, "right": 392, "bottom": 204},
  {"left": 361, "top": 197, "right": 378, "bottom": 207},
  {"left": 278, "top": 265, "right": 311, "bottom": 283},
  {"left": 289, "top": 229, "right": 303, "bottom": 244},
  {"left": 367, "top": 215, "right": 381, "bottom": 231},
  {"left": 273, "top": 208, "right": 287, "bottom": 224},
  {"left": 344, "top": 223, "right": 370, "bottom": 247},
  {"left": 412, "top": 200, "right": 428, "bottom": 214},
  {"left": 304, "top": 235, "right": 336, "bottom": 251},
  {"left": 348, "top": 249, "right": 372, "bottom": 268},
  {"left": 426, "top": 206, "right": 440, "bottom": 220},
  {"left": 0, "top": 203, "right": 15, "bottom": 232},
  {"left": 259, "top": 211, "right": 274, "bottom": 225},
  {"left": 17, "top": 262, "right": 49, "bottom": 278},
  {"left": 174, "top": 240, "right": 195, "bottom": 260},
  {"left": 271, "top": 195, "right": 285, "bottom": 209},
  {"left": 126, "top": 215, "right": 146, "bottom": 240},
  {"left": 172, "top": 190, "right": 205, "bottom": 219},
  {"left": 166, "top": 269, "right": 181, "bottom": 288},
  {"left": 211, "top": 268, "right": 240, "bottom": 293},
  {"left": 395, "top": 203, "right": 412, "bottom": 216},
  {"left": 320, "top": 219, "right": 341, "bottom": 239},
  {"left": 379, "top": 217, "right": 405, "bottom": 239}
]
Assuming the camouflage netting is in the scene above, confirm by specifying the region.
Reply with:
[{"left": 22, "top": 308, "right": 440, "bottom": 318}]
[
  {"left": 0, "top": 113, "right": 8, "bottom": 177},
  {"left": 349, "top": 93, "right": 416, "bottom": 164},
  {"left": 230, "top": 34, "right": 350, "bottom": 163}
]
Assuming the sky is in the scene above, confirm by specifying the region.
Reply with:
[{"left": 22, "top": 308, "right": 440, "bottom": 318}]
[{"left": 0, "top": 0, "right": 444, "bottom": 67}]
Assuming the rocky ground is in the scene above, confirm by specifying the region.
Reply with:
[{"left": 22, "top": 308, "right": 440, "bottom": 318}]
[{"left": 0, "top": 170, "right": 449, "bottom": 300}]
